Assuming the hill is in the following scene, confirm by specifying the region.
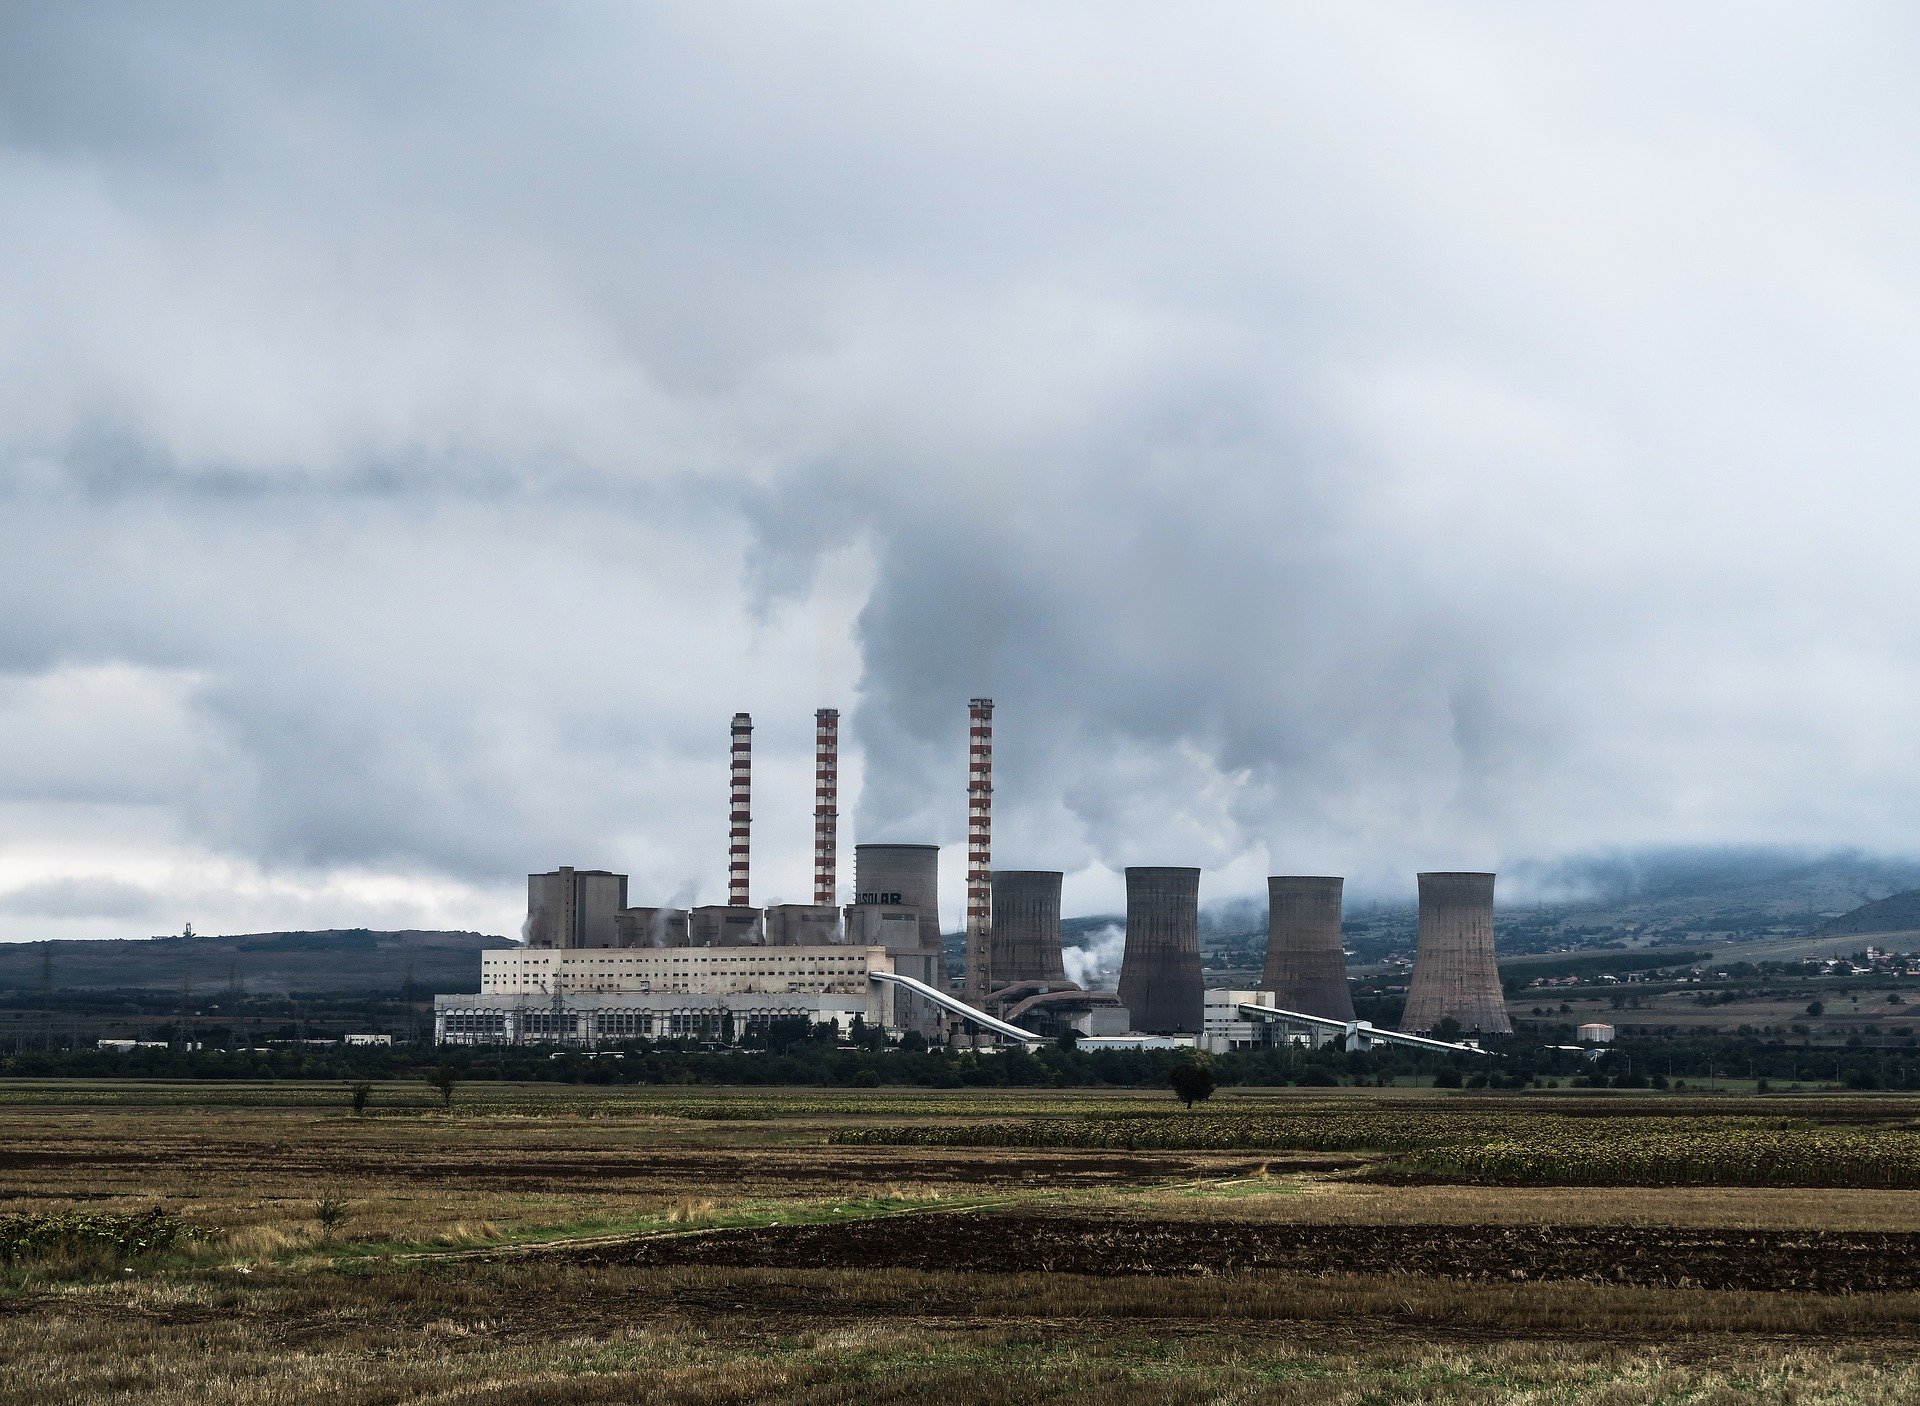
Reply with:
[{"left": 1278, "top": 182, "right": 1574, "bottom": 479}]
[
  {"left": 1819, "top": 889, "right": 1920, "bottom": 937},
  {"left": 0, "top": 929, "right": 514, "bottom": 995}
]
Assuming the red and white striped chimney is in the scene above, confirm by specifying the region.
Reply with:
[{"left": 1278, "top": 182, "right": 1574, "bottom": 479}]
[
  {"left": 813, "top": 708, "right": 839, "bottom": 906},
  {"left": 964, "top": 697, "right": 994, "bottom": 1003},
  {"left": 728, "top": 712, "right": 752, "bottom": 906}
]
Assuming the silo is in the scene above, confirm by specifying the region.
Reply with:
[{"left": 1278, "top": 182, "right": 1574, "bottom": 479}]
[
  {"left": 989, "top": 870, "right": 1066, "bottom": 986},
  {"left": 1262, "top": 876, "right": 1354, "bottom": 1021},
  {"left": 1117, "top": 867, "right": 1202, "bottom": 1033},
  {"left": 1402, "top": 872, "right": 1512, "bottom": 1034}
]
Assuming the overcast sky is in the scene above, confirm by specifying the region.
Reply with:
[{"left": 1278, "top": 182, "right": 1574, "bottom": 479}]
[{"left": 4, "top": 2, "right": 1920, "bottom": 941}]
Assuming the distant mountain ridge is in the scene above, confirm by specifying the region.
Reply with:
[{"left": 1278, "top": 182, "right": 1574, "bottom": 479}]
[
  {"left": 0, "top": 929, "right": 514, "bottom": 995},
  {"left": 1820, "top": 890, "right": 1920, "bottom": 937}
]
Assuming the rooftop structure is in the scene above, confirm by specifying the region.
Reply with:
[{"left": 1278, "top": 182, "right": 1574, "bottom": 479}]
[
  {"left": 764, "top": 903, "right": 841, "bottom": 947},
  {"left": 614, "top": 906, "right": 690, "bottom": 948},
  {"left": 526, "top": 867, "right": 628, "bottom": 950}
]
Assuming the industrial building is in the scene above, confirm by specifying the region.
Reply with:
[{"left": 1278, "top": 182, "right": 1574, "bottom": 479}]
[
  {"left": 434, "top": 944, "right": 898, "bottom": 1046},
  {"left": 525, "top": 867, "right": 627, "bottom": 949}
]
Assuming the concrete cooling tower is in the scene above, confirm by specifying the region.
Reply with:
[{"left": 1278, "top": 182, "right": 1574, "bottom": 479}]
[
  {"left": 853, "top": 844, "right": 942, "bottom": 959},
  {"left": 1262, "top": 876, "right": 1354, "bottom": 1021},
  {"left": 1117, "top": 866, "right": 1202, "bottom": 1033},
  {"left": 989, "top": 870, "right": 1066, "bottom": 985},
  {"left": 1401, "top": 871, "right": 1512, "bottom": 1034}
]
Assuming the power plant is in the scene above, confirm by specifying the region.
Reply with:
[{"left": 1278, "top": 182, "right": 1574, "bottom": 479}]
[
  {"left": 1401, "top": 871, "right": 1512, "bottom": 1035},
  {"left": 1262, "top": 876, "right": 1355, "bottom": 1022},
  {"left": 436, "top": 702, "right": 1511, "bottom": 1052}
]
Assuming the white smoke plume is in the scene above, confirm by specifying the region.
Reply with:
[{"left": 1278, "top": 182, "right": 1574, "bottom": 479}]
[{"left": 1061, "top": 923, "right": 1126, "bottom": 992}]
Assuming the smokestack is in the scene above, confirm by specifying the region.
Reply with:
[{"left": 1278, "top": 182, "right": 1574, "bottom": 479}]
[
  {"left": 813, "top": 708, "right": 839, "bottom": 906},
  {"left": 728, "top": 712, "right": 752, "bottom": 906},
  {"left": 1402, "top": 872, "right": 1512, "bottom": 1034},
  {"left": 990, "top": 870, "right": 1066, "bottom": 986},
  {"left": 964, "top": 698, "right": 994, "bottom": 1003},
  {"left": 1262, "top": 876, "right": 1355, "bottom": 1021},
  {"left": 1117, "top": 866, "right": 1202, "bottom": 1033}
]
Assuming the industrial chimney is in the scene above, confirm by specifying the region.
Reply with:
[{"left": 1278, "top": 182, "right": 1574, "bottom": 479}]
[
  {"left": 989, "top": 870, "right": 1066, "bottom": 986},
  {"left": 1262, "top": 876, "right": 1355, "bottom": 1021},
  {"left": 813, "top": 709, "right": 839, "bottom": 906},
  {"left": 1402, "top": 871, "right": 1512, "bottom": 1034},
  {"left": 1117, "top": 866, "right": 1202, "bottom": 1033},
  {"left": 728, "top": 712, "right": 752, "bottom": 906},
  {"left": 964, "top": 698, "right": 994, "bottom": 1004}
]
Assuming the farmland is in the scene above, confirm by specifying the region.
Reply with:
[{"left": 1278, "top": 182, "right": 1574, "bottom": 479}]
[{"left": 8, "top": 1082, "right": 1920, "bottom": 1402}]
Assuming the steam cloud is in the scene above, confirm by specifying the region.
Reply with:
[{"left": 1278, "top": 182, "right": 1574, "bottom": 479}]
[
  {"left": 1061, "top": 925, "right": 1126, "bottom": 993},
  {"left": 3, "top": 7, "right": 1920, "bottom": 940}
]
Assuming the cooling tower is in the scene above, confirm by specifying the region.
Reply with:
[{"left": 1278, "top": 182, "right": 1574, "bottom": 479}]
[
  {"left": 1401, "top": 872, "right": 1512, "bottom": 1034},
  {"left": 1262, "top": 876, "right": 1355, "bottom": 1021},
  {"left": 1117, "top": 867, "right": 1202, "bottom": 1033},
  {"left": 989, "top": 870, "right": 1066, "bottom": 986},
  {"left": 854, "top": 844, "right": 942, "bottom": 963}
]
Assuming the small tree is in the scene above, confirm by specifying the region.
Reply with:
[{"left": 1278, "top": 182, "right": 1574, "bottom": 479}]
[
  {"left": 1168, "top": 1055, "right": 1216, "bottom": 1109},
  {"left": 425, "top": 1066, "right": 458, "bottom": 1109},
  {"left": 349, "top": 1082, "right": 372, "bottom": 1116}
]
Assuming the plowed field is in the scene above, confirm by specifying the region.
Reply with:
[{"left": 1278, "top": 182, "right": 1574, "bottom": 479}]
[{"left": 602, "top": 1210, "right": 1920, "bottom": 1293}]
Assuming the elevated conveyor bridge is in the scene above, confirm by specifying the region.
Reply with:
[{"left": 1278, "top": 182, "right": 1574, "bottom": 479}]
[
  {"left": 869, "top": 970, "right": 1044, "bottom": 1044},
  {"left": 1235, "top": 1002, "right": 1496, "bottom": 1055}
]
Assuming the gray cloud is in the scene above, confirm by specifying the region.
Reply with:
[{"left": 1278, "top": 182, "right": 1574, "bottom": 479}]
[{"left": 2, "top": 4, "right": 1920, "bottom": 938}]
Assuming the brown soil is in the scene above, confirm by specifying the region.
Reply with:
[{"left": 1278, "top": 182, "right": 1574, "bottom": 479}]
[
  {"left": 596, "top": 1211, "right": 1920, "bottom": 1293},
  {"left": 0, "top": 1145, "right": 1286, "bottom": 1191}
]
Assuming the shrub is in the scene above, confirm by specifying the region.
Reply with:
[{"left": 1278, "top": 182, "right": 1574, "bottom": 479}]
[
  {"left": 1168, "top": 1057, "right": 1217, "bottom": 1108},
  {"left": 0, "top": 1210, "right": 188, "bottom": 1266}
]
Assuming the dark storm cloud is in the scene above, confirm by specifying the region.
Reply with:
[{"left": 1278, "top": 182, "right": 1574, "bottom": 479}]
[{"left": 3, "top": 3, "right": 1920, "bottom": 936}]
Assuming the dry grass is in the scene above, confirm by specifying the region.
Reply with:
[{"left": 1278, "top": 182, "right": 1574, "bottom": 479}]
[
  {"left": 10, "top": 1081, "right": 1920, "bottom": 1402},
  {"left": 6, "top": 1262, "right": 1920, "bottom": 1405}
]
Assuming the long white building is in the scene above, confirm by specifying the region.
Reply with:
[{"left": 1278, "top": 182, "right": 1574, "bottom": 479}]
[{"left": 434, "top": 944, "right": 899, "bottom": 1046}]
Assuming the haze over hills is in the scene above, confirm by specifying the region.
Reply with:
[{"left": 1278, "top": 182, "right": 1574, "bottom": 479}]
[{"left": 0, "top": 930, "right": 514, "bottom": 996}]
